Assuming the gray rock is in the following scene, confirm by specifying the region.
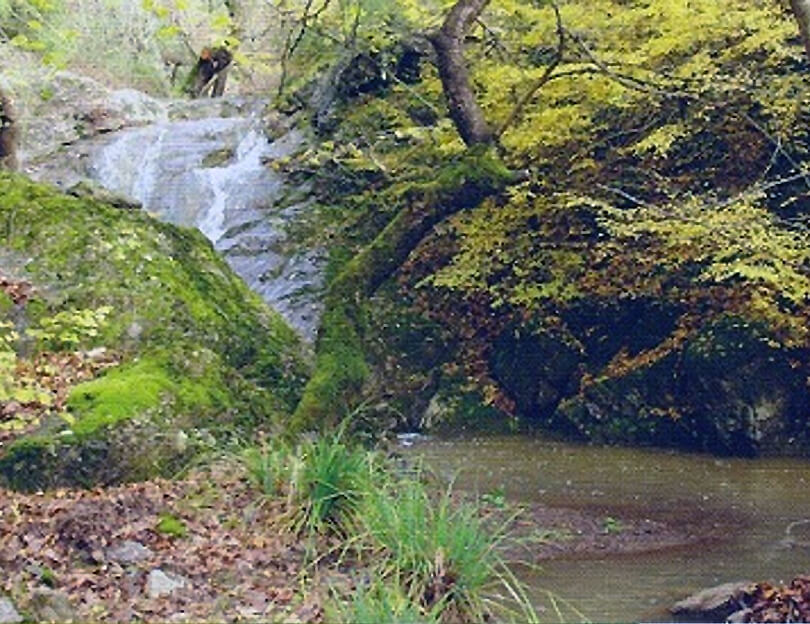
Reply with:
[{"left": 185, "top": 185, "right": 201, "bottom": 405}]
[
  {"left": 28, "top": 588, "right": 75, "bottom": 623},
  {"left": 146, "top": 569, "right": 188, "bottom": 599},
  {"left": 727, "top": 608, "right": 753, "bottom": 623},
  {"left": 671, "top": 581, "right": 753, "bottom": 620},
  {"left": 0, "top": 598, "right": 22, "bottom": 624},
  {"left": 106, "top": 540, "right": 153, "bottom": 565}
]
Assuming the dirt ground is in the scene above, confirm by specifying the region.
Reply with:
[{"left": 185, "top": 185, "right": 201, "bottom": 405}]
[{"left": 499, "top": 500, "right": 739, "bottom": 561}]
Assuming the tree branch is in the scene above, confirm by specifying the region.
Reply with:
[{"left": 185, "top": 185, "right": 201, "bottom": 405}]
[
  {"left": 496, "top": 1, "right": 564, "bottom": 138},
  {"left": 428, "top": 0, "right": 495, "bottom": 146}
]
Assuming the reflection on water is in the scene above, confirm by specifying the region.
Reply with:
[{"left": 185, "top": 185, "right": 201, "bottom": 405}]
[{"left": 403, "top": 435, "right": 810, "bottom": 622}]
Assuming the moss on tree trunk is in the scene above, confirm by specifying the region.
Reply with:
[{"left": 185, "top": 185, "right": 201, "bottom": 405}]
[{"left": 290, "top": 146, "right": 516, "bottom": 432}]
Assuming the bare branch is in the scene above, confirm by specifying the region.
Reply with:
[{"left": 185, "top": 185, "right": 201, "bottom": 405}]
[{"left": 496, "top": 1, "right": 564, "bottom": 138}]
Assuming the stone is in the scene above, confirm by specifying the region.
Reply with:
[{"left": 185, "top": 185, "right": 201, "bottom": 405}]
[
  {"left": 671, "top": 581, "right": 753, "bottom": 620},
  {"left": 727, "top": 608, "right": 753, "bottom": 623},
  {"left": 28, "top": 588, "right": 75, "bottom": 623},
  {"left": 145, "top": 569, "right": 188, "bottom": 599},
  {"left": 0, "top": 598, "right": 22, "bottom": 624},
  {"left": 106, "top": 540, "right": 153, "bottom": 565}
]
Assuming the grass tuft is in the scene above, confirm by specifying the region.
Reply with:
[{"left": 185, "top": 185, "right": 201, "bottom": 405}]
[
  {"left": 328, "top": 579, "right": 441, "bottom": 624},
  {"left": 243, "top": 432, "right": 539, "bottom": 622},
  {"left": 244, "top": 429, "right": 377, "bottom": 536}
]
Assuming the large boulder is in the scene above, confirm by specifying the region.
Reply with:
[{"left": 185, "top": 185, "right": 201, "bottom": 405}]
[
  {"left": 525, "top": 315, "right": 810, "bottom": 455},
  {"left": 0, "top": 173, "right": 309, "bottom": 490},
  {"left": 423, "top": 191, "right": 810, "bottom": 455}
]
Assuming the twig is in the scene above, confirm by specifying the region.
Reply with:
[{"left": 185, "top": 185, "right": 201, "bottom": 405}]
[
  {"left": 565, "top": 27, "right": 695, "bottom": 101},
  {"left": 736, "top": 111, "right": 810, "bottom": 190},
  {"left": 476, "top": 18, "right": 512, "bottom": 61},
  {"left": 496, "top": 1, "right": 565, "bottom": 138},
  {"left": 596, "top": 183, "right": 652, "bottom": 207}
]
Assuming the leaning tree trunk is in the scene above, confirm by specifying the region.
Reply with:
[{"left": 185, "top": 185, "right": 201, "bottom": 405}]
[
  {"left": 791, "top": 0, "right": 810, "bottom": 62},
  {"left": 428, "top": 0, "right": 494, "bottom": 146},
  {"left": 289, "top": 0, "right": 512, "bottom": 433},
  {"left": 290, "top": 150, "right": 516, "bottom": 432}
]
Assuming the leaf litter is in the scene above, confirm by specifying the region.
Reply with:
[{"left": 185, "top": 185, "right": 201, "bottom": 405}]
[{"left": 0, "top": 461, "right": 349, "bottom": 622}]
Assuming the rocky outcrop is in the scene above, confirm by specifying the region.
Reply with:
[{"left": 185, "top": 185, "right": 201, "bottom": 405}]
[
  {"left": 671, "top": 581, "right": 754, "bottom": 621},
  {"left": 491, "top": 309, "right": 810, "bottom": 455},
  {"left": 0, "top": 173, "right": 308, "bottom": 490}
]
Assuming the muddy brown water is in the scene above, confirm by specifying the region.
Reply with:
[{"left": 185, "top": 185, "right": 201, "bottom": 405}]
[{"left": 401, "top": 435, "right": 810, "bottom": 622}]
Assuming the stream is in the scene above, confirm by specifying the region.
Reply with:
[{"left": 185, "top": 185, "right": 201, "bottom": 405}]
[{"left": 402, "top": 435, "right": 810, "bottom": 623}]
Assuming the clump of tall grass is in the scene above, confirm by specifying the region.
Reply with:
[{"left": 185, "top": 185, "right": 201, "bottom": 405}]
[
  {"left": 359, "top": 473, "right": 536, "bottom": 623},
  {"left": 327, "top": 579, "right": 441, "bottom": 624},
  {"left": 243, "top": 431, "right": 378, "bottom": 536},
  {"left": 243, "top": 432, "right": 537, "bottom": 622}
]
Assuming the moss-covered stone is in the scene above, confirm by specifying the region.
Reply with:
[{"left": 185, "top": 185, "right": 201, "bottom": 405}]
[
  {"left": 0, "top": 172, "right": 309, "bottom": 490},
  {"left": 289, "top": 147, "right": 516, "bottom": 433},
  {"left": 497, "top": 313, "right": 810, "bottom": 456}
]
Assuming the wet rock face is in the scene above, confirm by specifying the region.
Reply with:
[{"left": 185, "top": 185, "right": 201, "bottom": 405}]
[
  {"left": 490, "top": 325, "right": 582, "bottom": 419},
  {"left": 83, "top": 118, "right": 325, "bottom": 341},
  {"left": 24, "top": 83, "right": 326, "bottom": 341}
]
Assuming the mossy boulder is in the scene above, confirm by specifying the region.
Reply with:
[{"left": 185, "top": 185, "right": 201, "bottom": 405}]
[
  {"left": 491, "top": 311, "right": 810, "bottom": 456},
  {"left": 0, "top": 172, "right": 309, "bottom": 490}
]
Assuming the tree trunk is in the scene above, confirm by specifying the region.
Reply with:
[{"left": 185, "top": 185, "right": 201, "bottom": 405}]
[
  {"left": 429, "top": 0, "right": 494, "bottom": 146},
  {"left": 0, "top": 89, "right": 18, "bottom": 171},
  {"left": 290, "top": 149, "right": 515, "bottom": 432},
  {"left": 791, "top": 0, "right": 810, "bottom": 62}
]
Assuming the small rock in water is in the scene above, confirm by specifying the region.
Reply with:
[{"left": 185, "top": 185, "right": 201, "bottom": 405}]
[
  {"left": 727, "top": 608, "right": 753, "bottom": 623},
  {"left": 28, "top": 588, "right": 75, "bottom": 623},
  {"left": 396, "top": 432, "right": 425, "bottom": 447},
  {"left": 106, "top": 540, "right": 153, "bottom": 565},
  {"left": 146, "top": 569, "right": 189, "bottom": 599},
  {"left": 0, "top": 598, "right": 22, "bottom": 624},
  {"left": 671, "top": 581, "right": 754, "bottom": 620}
]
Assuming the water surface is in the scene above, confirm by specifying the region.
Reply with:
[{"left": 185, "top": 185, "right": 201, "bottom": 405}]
[{"left": 404, "top": 435, "right": 810, "bottom": 622}]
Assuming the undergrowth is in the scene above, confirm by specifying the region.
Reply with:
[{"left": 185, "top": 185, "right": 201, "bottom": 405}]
[{"left": 243, "top": 431, "right": 539, "bottom": 623}]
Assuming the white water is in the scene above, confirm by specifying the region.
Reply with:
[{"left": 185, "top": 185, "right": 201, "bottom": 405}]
[{"left": 85, "top": 109, "right": 325, "bottom": 340}]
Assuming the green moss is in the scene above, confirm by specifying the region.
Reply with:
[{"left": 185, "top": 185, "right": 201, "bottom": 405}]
[
  {"left": 67, "top": 358, "right": 174, "bottom": 436},
  {"left": 0, "top": 172, "right": 310, "bottom": 489},
  {"left": 291, "top": 148, "right": 515, "bottom": 432},
  {"left": 156, "top": 513, "right": 187, "bottom": 538},
  {"left": 0, "top": 291, "right": 13, "bottom": 315}
]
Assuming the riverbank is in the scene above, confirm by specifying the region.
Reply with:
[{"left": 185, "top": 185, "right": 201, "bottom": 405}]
[
  {"left": 0, "top": 455, "right": 747, "bottom": 624},
  {"left": 503, "top": 501, "right": 740, "bottom": 562},
  {"left": 403, "top": 435, "right": 810, "bottom": 622}
]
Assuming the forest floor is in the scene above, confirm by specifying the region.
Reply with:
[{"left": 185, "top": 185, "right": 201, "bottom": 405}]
[
  {"left": 0, "top": 459, "right": 735, "bottom": 623},
  {"left": 0, "top": 462, "right": 345, "bottom": 623}
]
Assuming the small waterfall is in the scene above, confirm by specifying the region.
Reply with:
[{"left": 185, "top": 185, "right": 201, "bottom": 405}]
[{"left": 87, "top": 107, "right": 324, "bottom": 341}]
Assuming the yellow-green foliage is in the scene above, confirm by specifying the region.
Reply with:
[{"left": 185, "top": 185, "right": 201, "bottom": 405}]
[
  {"left": 475, "top": 0, "right": 799, "bottom": 163},
  {"left": 413, "top": 0, "right": 810, "bottom": 357},
  {"left": 270, "top": 0, "right": 810, "bottom": 440},
  {"left": 432, "top": 189, "right": 810, "bottom": 346}
]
